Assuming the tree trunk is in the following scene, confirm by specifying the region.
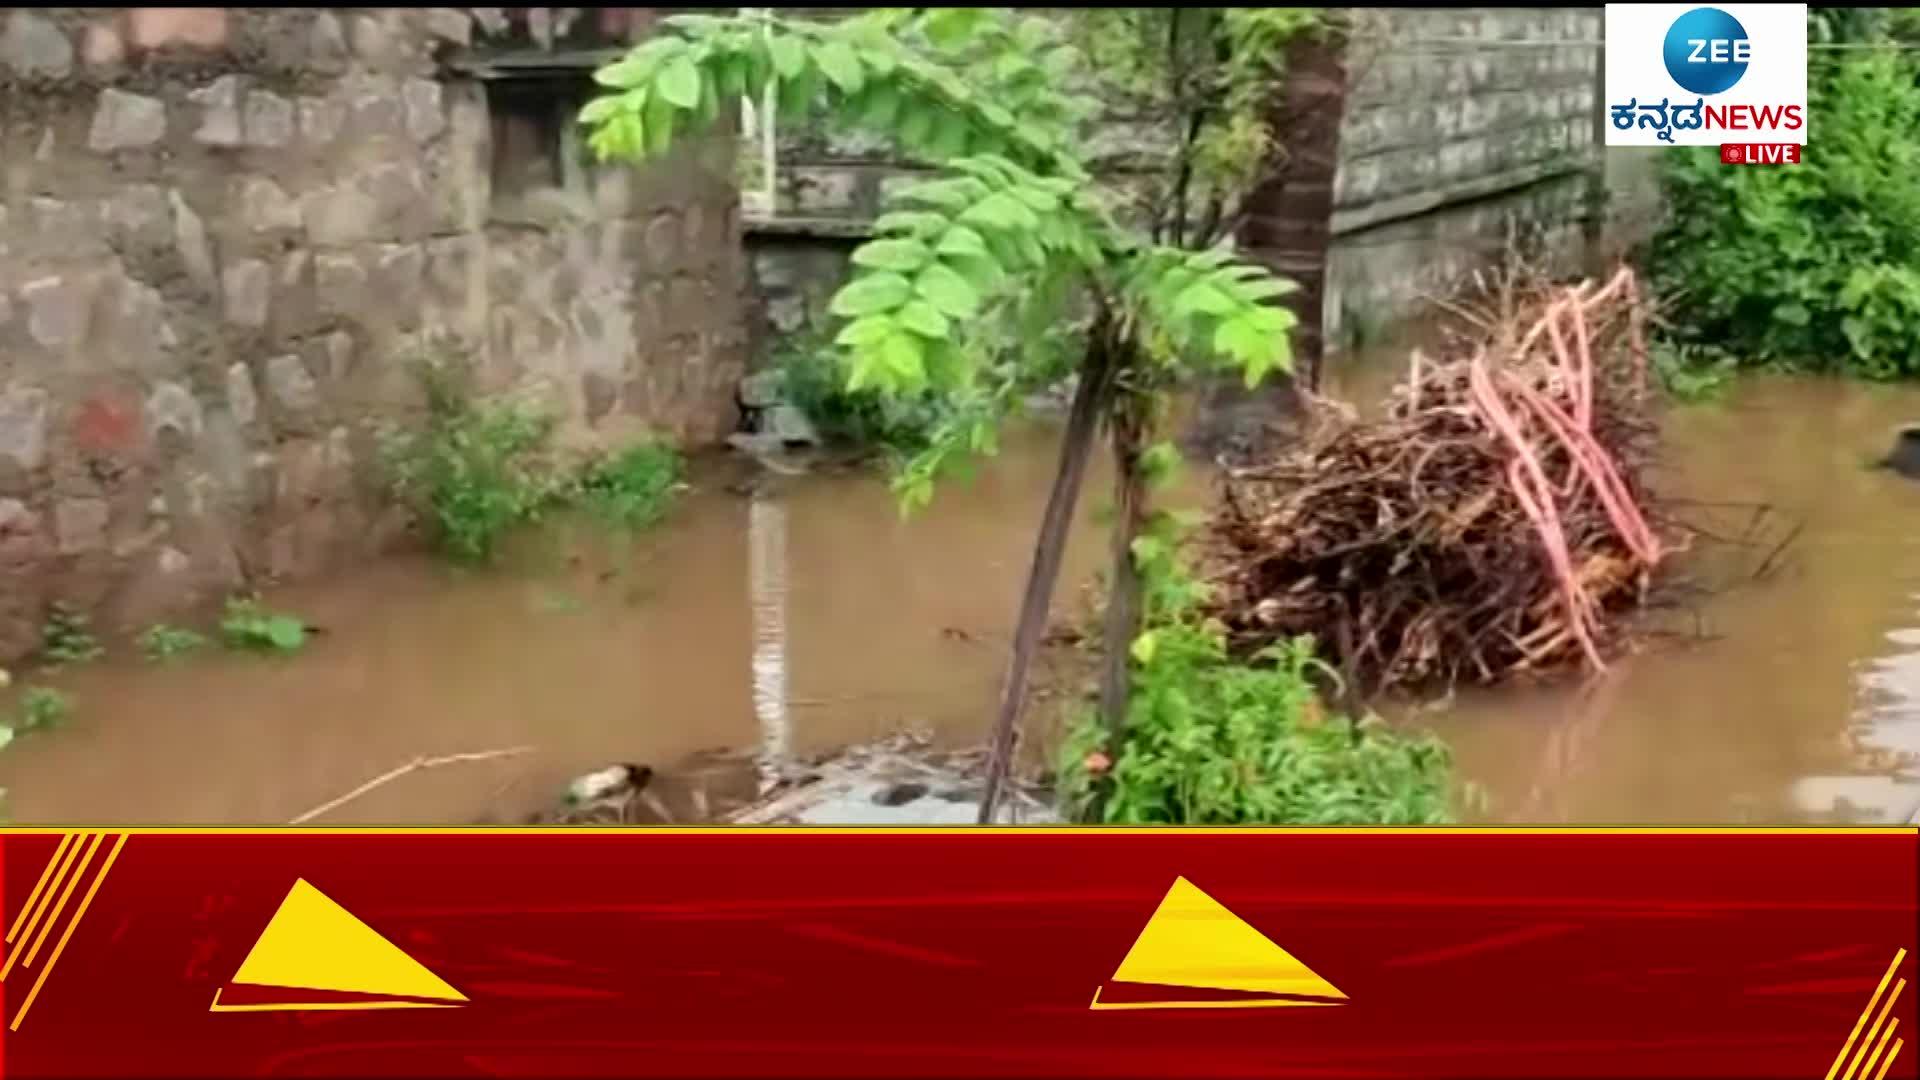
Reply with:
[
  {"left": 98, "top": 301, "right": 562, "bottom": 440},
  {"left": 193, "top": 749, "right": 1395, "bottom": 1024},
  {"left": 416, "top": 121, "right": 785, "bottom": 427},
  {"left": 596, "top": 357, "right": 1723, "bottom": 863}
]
[
  {"left": 977, "top": 339, "right": 1113, "bottom": 824},
  {"left": 1097, "top": 399, "right": 1147, "bottom": 742}
]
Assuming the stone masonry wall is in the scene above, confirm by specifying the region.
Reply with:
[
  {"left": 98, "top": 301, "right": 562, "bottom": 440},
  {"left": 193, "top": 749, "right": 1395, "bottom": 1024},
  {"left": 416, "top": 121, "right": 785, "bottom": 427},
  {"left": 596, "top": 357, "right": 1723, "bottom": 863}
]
[
  {"left": 0, "top": 7, "right": 748, "bottom": 661},
  {"left": 1325, "top": 7, "right": 1606, "bottom": 348}
]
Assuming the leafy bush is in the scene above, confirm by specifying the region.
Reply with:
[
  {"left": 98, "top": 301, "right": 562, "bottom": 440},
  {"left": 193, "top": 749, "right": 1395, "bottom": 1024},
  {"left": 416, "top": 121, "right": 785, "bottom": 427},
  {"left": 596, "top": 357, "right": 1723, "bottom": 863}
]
[
  {"left": 570, "top": 442, "right": 685, "bottom": 532},
  {"left": 39, "top": 603, "right": 104, "bottom": 667},
  {"left": 1651, "top": 50, "right": 1920, "bottom": 379},
  {"left": 219, "top": 597, "right": 308, "bottom": 654},
  {"left": 139, "top": 624, "right": 209, "bottom": 663},
  {"left": 1057, "top": 518, "right": 1457, "bottom": 825},
  {"left": 773, "top": 335, "right": 949, "bottom": 453},
  {"left": 12, "top": 687, "right": 74, "bottom": 732},
  {"left": 382, "top": 361, "right": 564, "bottom": 564}
]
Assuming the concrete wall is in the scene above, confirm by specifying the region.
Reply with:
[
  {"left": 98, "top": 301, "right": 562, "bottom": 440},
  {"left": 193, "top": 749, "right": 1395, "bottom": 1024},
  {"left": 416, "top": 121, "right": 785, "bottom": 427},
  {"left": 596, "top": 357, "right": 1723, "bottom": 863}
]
[{"left": 0, "top": 7, "right": 748, "bottom": 661}]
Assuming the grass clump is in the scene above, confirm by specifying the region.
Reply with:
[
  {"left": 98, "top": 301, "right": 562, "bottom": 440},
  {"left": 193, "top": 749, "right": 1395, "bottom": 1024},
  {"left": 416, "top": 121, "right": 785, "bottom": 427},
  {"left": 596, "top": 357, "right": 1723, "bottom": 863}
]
[
  {"left": 383, "top": 356, "right": 686, "bottom": 563},
  {"left": 219, "top": 596, "right": 308, "bottom": 654},
  {"left": 570, "top": 442, "right": 684, "bottom": 532},
  {"left": 139, "top": 624, "right": 209, "bottom": 663},
  {"left": 6, "top": 686, "right": 75, "bottom": 734},
  {"left": 39, "top": 603, "right": 104, "bottom": 667}
]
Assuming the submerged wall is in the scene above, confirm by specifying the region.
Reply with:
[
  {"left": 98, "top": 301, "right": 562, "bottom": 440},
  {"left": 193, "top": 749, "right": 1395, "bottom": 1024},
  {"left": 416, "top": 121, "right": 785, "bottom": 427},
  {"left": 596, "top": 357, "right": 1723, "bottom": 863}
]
[{"left": 0, "top": 7, "right": 749, "bottom": 660}]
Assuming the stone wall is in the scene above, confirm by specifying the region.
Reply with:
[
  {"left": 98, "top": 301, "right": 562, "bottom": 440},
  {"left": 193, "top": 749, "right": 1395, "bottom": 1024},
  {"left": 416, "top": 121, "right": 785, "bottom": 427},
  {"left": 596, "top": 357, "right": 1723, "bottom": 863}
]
[
  {"left": 0, "top": 7, "right": 748, "bottom": 661},
  {"left": 1323, "top": 7, "right": 1608, "bottom": 349}
]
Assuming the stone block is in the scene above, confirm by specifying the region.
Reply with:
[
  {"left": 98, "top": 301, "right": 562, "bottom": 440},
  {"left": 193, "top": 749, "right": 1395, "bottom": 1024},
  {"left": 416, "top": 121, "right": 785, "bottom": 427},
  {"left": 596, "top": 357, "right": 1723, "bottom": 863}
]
[
  {"left": 271, "top": 251, "right": 316, "bottom": 338},
  {"left": 298, "top": 96, "right": 345, "bottom": 148},
  {"left": 423, "top": 8, "right": 472, "bottom": 47},
  {"left": 308, "top": 12, "right": 348, "bottom": 74},
  {"left": 373, "top": 243, "right": 426, "bottom": 318},
  {"left": 53, "top": 498, "right": 110, "bottom": 555},
  {"left": 102, "top": 184, "right": 172, "bottom": 257},
  {"left": 169, "top": 190, "right": 217, "bottom": 291},
  {"left": 265, "top": 354, "right": 320, "bottom": 416},
  {"left": 1, "top": 12, "right": 74, "bottom": 79},
  {"left": 237, "top": 176, "right": 301, "bottom": 233},
  {"left": 188, "top": 75, "right": 242, "bottom": 147},
  {"left": 643, "top": 212, "right": 682, "bottom": 268},
  {"left": 402, "top": 78, "right": 445, "bottom": 142},
  {"left": 0, "top": 386, "right": 50, "bottom": 473},
  {"left": 21, "top": 275, "right": 92, "bottom": 349},
  {"left": 301, "top": 183, "right": 382, "bottom": 247},
  {"left": 222, "top": 258, "right": 270, "bottom": 328},
  {"left": 128, "top": 8, "right": 228, "bottom": 50},
  {"left": 99, "top": 274, "right": 166, "bottom": 372},
  {"left": 82, "top": 23, "right": 126, "bottom": 68},
  {"left": 315, "top": 252, "right": 369, "bottom": 318},
  {"left": 243, "top": 90, "right": 295, "bottom": 149},
  {"left": 226, "top": 362, "right": 258, "bottom": 426},
  {"left": 89, "top": 89, "right": 167, "bottom": 152},
  {"left": 146, "top": 381, "right": 203, "bottom": 444}
]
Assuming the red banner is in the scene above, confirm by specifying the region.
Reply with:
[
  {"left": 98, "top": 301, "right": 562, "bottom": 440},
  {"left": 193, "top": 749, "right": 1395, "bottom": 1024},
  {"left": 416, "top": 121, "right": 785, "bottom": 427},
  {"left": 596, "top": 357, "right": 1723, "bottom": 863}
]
[{"left": 1, "top": 828, "right": 1915, "bottom": 1078}]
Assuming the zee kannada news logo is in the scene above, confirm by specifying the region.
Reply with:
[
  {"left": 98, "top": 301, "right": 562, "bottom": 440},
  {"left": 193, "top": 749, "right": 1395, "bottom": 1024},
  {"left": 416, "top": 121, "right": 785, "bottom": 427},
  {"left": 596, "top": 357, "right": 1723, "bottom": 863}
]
[{"left": 1610, "top": 5, "right": 1805, "bottom": 145}]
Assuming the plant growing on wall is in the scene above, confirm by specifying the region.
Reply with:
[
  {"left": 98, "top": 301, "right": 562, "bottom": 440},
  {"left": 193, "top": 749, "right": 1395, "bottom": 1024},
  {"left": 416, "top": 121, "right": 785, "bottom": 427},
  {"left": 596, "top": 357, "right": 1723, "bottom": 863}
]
[{"left": 583, "top": 8, "right": 1328, "bottom": 819}]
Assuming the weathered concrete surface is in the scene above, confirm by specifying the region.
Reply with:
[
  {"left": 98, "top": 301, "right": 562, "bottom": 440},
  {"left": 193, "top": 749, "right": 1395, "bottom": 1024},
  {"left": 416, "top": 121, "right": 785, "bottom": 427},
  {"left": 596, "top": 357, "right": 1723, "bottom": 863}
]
[{"left": 0, "top": 7, "right": 749, "bottom": 661}]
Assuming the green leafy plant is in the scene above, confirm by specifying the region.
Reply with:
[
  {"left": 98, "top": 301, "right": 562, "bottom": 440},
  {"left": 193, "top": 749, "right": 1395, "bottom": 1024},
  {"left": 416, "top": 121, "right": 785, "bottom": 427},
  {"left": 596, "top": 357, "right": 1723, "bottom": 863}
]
[
  {"left": 569, "top": 442, "right": 686, "bottom": 532},
  {"left": 1651, "top": 43, "right": 1920, "bottom": 379},
  {"left": 13, "top": 686, "right": 75, "bottom": 733},
  {"left": 219, "top": 597, "right": 308, "bottom": 654},
  {"left": 382, "top": 359, "right": 564, "bottom": 564},
  {"left": 39, "top": 602, "right": 104, "bottom": 667},
  {"left": 1058, "top": 517, "right": 1456, "bottom": 825},
  {"left": 773, "top": 333, "right": 950, "bottom": 453},
  {"left": 1651, "top": 341, "right": 1737, "bottom": 403},
  {"left": 138, "top": 623, "right": 209, "bottom": 663},
  {"left": 583, "top": 8, "right": 1329, "bottom": 819}
]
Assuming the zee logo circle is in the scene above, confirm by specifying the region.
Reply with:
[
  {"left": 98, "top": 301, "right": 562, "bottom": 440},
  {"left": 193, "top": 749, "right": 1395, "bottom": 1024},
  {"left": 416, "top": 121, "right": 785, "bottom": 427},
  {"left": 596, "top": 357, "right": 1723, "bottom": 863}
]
[{"left": 1664, "top": 7, "right": 1751, "bottom": 95}]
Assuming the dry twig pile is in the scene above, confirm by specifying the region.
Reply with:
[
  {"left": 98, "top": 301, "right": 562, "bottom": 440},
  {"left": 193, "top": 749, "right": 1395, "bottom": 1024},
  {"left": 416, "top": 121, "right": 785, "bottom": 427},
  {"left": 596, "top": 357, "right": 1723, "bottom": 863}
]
[{"left": 1208, "top": 266, "right": 1676, "bottom": 693}]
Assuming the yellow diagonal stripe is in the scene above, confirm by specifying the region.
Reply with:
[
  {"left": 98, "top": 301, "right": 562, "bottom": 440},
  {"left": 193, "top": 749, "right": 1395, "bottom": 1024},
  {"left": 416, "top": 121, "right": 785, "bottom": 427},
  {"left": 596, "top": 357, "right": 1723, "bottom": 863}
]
[
  {"left": 10, "top": 834, "right": 127, "bottom": 1031},
  {"left": 5, "top": 832, "right": 76, "bottom": 945},
  {"left": 1870, "top": 1040, "right": 1903, "bottom": 1080},
  {"left": 22, "top": 833, "right": 103, "bottom": 970},
  {"left": 1, "top": 832, "right": 89, "bottom": 982},
  {"left": 1857, "top": 1019, "right": 1898, "bottom": 1080},
  {"left": 1827, "top": 950, "right": 1908, "bottom": 1080},
  {"left": 1844, "top": 979, "right": 1906, "bottom": 1080}
]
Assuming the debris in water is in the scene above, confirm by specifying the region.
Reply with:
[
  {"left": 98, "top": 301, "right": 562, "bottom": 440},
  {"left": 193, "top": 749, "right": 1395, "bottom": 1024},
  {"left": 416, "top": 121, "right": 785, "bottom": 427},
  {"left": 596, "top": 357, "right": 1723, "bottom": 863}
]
[
  {"left": 730, "top": 733, "right": 1057, "bottom": 825},
  {"left": 567, "top": 763, "right": 653, "bottom": 804},
  {"left": 1207, "top": 265, "right": 1674, "bottom": 694}
]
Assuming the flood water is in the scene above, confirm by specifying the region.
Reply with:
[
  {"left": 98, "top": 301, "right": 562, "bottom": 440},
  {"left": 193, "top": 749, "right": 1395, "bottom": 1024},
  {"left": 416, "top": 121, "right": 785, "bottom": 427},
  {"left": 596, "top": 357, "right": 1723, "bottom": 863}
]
[{"left": 3, "top": 371, "right": 1918, "bottom": 827}]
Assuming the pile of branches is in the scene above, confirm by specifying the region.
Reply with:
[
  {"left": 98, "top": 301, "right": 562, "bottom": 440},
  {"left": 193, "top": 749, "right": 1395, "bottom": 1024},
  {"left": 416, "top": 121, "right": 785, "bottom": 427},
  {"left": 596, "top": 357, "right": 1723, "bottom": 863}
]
[{"left": 1207, "top": 266, "right": 1678, "bottom": 694}]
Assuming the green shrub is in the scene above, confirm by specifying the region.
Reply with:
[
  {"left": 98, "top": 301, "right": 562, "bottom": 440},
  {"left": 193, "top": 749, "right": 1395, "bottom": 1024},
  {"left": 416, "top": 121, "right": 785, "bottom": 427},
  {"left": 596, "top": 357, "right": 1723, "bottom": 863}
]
[
  {"left": 219, "top": 597, "right": 308, "bottom": 654},
  {"left": 1650, "top": 50, "right": 1920, "bottom": 379},
  {"left": 383, "top": 361, "right": 563, "bottom": 563},
  {"left": 570, "top": 442, "right": 684, "bottom": 532},
  {"left": 774, "top": 335, "right": 948, "bottom": 453},
  {"left": 13, "top": 687, "right": 74, "bottom": 732},
  {"left": 1057, "top": 520, "right": 1457, "bottom": 825},
  {"left": 139, "top": 624, "right": 209, "bottom": 663},
  {"left": 39, "top": 603, "right": 104, "bottom": 667}
]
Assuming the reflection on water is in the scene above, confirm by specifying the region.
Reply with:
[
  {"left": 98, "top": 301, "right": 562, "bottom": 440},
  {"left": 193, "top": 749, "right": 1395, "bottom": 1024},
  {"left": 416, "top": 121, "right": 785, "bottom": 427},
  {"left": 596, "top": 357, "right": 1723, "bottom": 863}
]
[{"left": 1, "top": 367, "right": 1916, "bottom": 826}]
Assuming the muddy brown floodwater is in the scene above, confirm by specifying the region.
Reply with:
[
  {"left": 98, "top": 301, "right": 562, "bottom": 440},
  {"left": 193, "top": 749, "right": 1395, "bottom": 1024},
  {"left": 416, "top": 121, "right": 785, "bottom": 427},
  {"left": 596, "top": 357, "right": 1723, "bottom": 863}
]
[{"left": 3, "top": 373, "right": 1919, "bottom": 827}]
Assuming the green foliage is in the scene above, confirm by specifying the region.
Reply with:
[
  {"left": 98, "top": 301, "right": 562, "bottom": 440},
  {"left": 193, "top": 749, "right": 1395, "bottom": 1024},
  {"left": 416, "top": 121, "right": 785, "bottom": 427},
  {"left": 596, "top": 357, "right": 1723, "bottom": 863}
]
[
  {"left": 11, "top": 687, "right": 75, "bottom": 733},
  {"left": 39, "top": 603, "right": 104, "bottom": 667},
  {"left": 1057, "top": 526, "right": 1455, "bottom": 825},
  {"left": 1651, "top": 341, "right": 1737, "bottom": 403},
  {"left": 774, "top": 333, "right": 948, "bottom": 452},
  {"left": 138, "top": 624, "right": 209, "bottom": 663},
  {"left": 569, "top": 442, "right": 685, "bottom": 532},
  {"left": 583, "top": 10, "right": 1304, "bottom": 508},
  {"left": 1651, "top": 49, "right": 1920, "bottom": 379},
  {"left": 219, "top": 597, "right": 308, "bottom": 655},
  {"left": 383, "top": 360, "right": 565, "bottom": 563}
]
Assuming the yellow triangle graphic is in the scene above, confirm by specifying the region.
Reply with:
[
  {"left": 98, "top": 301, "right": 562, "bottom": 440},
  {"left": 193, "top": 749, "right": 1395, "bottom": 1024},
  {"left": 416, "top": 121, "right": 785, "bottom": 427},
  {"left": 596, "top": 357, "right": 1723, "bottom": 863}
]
[
  {"left": 1099, "top": 876, "right": 1346, "bottom": 1004},
  {"left": 224, "top": 879, "right": 466, "bottom": 1005}
]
